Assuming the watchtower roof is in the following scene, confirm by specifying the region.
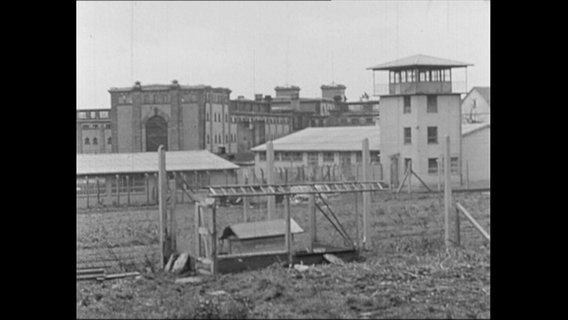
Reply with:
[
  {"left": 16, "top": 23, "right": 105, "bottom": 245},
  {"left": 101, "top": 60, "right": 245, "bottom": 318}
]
[{"left": 367, "top": 54, "right": 472, "bottom": 71}]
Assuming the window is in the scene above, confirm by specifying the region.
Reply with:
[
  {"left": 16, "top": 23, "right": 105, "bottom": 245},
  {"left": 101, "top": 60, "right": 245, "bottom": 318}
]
[
  {"left": 206, "top": 112, "right": 210, "bottom": 121},
  {"left": 77, "top": 178, "right": 106, "bottom": 196},
  {"left": 214, "top": 135, "right": 217, "bottom": 144},
  {"left": 404, "top": 158, "right": 412, "bottom": 173},
  {"left": 105, "top": 124, "right": 111, "bottom": 129},
  {"left": 394, "top": 72, "right": 400, "bottom": 84},
  {"left": 390, "top": 71, "right": 395, "bottom": 84},
  {"left": 78, "top": 112, "right": 87, "bottom": 119},
  {"left": 82, "top": 124, "right": 90, "bottom": 129},
  {"left": 431, "top": 70, "right": 440, "bottom": 82},
  {"left": 401, "top": 71, "right": 407, "bottom": 83},
  {"left": 93, "top": 138, "right": 98, "bottom": 145},
  {"left": 403, "top": 96, "right": 411, "bottom": 114},
  {"left": 225, "top": 135, "right": 228, "bottom": 143},
  {"left": 408, "top": 70, "right": 415, "bottom": 82},
  {"left": 427, "top": 95, "right": 438, "bottom": 113},
  {"left": 451, "top": 157, "right": 459, "bottom": 174},
  {"left": 443, "top": 69, "right": 451, "bottom": 82},
  {"left": 225, "top": 113, "right": 228, "bottom": 122},
  {"left": 351, "top": 118, "right": 360, "bottom": 125},
  {"left": 207, "top": 134, "right": 210, "bottom": 144},
  {"left": 308, "top": 152, "right": 319, "bottom": 166},
  {"left": 90, "top": 112, "right": 97, "bottom": 119},
  {"left": 84, "top": 137, "right": 90, "bottom": 145},
  {"left": 419, "top": 71, "right": 426, "bottom": 82},
  {"left": 93, "top": 124, "right": 98, "bottom": 129},
  {"left": 259, "top": 152, "right": 266, "bottom": 161},
  {"left": 404, "top": 127, "right": 411, "bottom": 144},
  {"left": 281, "top": 152, "right": 290, "bottom": 161},
  {"left": 291, "top": 152, "right": 302, "bottom": 161},
  {"left": 355, "top": 152, "right": 362, "bottom": 163},
  {"left": 427, "top": 126, "right": 438, "bottom": 144},
  {"left": 107, "top": 137, "right": 112, "bottom": 145},
  {"left": 428, "top": 158, "right": 438, "bottom": 174},
  {"left": 323, "top": 152, "right": 334, "bottom": 162}
]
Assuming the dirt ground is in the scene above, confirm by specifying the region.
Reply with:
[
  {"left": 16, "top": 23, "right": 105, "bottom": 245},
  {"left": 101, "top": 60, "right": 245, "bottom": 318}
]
[{"left": 77, "top": 191, "right": 490, "bottom": 318}]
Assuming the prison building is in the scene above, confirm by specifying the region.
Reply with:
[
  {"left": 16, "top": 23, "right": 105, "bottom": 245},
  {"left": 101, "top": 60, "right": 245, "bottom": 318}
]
[
  {"left": 77, "top": 109, "right": 112, "bottom": 154},
  {"left": 461, "top": 123, "right": 490, "bottom": 185},
  {"left": 219, "top": 218, "right": 304, "bottom": 255},
  {"left": 108, "top": 80, "right": 235, "bottom": 155},
  {"left": 461, "top": 86, "right": 490, "bottom": 124},
  {"left": 76, "top": 150, "right": 239, "bottom": 209},
  {"left": 250, "top": 126, "right": 381, "bottom": 182},
  {"left": 368, "top": 54, "right": 472, "bottom": 187}
]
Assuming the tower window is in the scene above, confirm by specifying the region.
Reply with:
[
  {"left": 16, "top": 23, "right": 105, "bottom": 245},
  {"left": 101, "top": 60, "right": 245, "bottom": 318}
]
[
  {"left": 404, "top": 127, "right": 411, "bottom": 144},
  {"left": 427, "top": 95, "right": 438, "bottom": 113},
  {"left": 403, "top": 96, "right": 411, "bottom": 114},
  {"left": 427, "top": 126, "right": 438, "bottom": 144},
  {"left": 78, "top": 112, "right": 87, "bottom": 119},
  {"left": 92, "top": 138, "right": 98, "bottom": 145},
  {"left": 84, "top": 137, "right": 90, "bottom": 145},
  {"left": 451, "top": 157, "right": 459, "bottom": 174}
]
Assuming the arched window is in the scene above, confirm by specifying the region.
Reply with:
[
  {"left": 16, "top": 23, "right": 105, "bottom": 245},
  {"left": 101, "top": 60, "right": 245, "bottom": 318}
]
[
  {"left": 84, "top": 137, "right": 90, "bottom": 145},
  {"left": 146, "top": 115, "right": 168, "bottom": 151},
  {"left": 93, "top": 138, "right": 98, "bottom": 145}
]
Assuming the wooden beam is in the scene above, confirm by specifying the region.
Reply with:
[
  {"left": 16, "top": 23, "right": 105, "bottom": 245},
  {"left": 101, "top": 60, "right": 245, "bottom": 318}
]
[
  {"left": 456, "top": 203, "right": 490, "bottom": 241},
  {"left": 266, "top": 141, "right": 275, "bottom": 219},
  {"left": 444, "top": 136, "right": 452, "bottom": 248},
  {"left": 361, "top": 138, "right": 370, "bottom": 249}
]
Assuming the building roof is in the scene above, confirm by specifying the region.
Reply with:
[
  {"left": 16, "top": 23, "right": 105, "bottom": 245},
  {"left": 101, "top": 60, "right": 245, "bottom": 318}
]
[
  {"left": 220, "top": 218, "right": 304, "bottom": 240},
  {"left": 77, "top": 150, "right": 239, "bottom": 176},
  {"left": 367, "top": 54, "right": 473, "bottom": 70},
  {"left": 275, "top": 85, "right": 300, "bottom": 90},
  {"left": 108, "top": 83, "right": 230, "bottom": 93},
  {"left": 251, "top": 126, "right": 380, "bottom": 152},
  {"left": 473, "top": 87, "right": 490, "bottom": 105},
  {"left": 462, "top": 123, "right": 490, "bottom": 136},
  {"left": 321, "top": 82, "right": 346, "bottom": 89}
]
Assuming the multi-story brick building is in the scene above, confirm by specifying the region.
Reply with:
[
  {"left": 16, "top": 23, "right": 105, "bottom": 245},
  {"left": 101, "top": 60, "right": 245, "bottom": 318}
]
[
  {"left": 77, "top": 109, "right": 113, "bottom": 154},
  {"left": 107, "top": 80, "right": 233, "bottom": 154}
]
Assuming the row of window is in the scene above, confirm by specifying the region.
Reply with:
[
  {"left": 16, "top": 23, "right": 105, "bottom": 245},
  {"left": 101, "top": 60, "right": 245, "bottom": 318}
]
[
  {"left": 78, "top": 111, "right": 109, "bottom": 120},
  {"left": 231, "top": 116, "right": 290, "bottom": 124},
  {"left": 403, "top": 95, "right": 438, "bottom": 114},
  {"left": 402, "top": 157, "right": 459, "bottom": 175},
  {"left": 82, "top": 123, "right": 111, "bottom": 129},
  {"left": 84, "top": 137, "right": 112, "bottom": 145},
  {"left": 403, "top": 126, "right": 438, "bottom": 144},
  {"left": 258, "top": 151, "right": 381, "bottom": 163},
  {"left": 206, "top": 133, "right": 236, "bottom": 145},
  {"left": 390, "top": 69, "right": 451, "bottom": 84},
  {"left": 207, "top": 112, "right": 229, "bottom": 123}
]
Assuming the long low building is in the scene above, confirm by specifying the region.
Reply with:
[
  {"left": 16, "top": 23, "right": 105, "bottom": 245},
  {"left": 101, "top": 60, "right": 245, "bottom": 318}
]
[
  {"left": 461, "top": 122, "right": 490, "bottom": 186},
  {"left": 76, "top": 150, "right": 239, "bottom": 208}
]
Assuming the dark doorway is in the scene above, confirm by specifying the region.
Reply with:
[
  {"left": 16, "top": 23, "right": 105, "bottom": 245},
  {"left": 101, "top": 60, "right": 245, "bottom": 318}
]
[{"left": 146, "top": 116, "right": 168, "bottom": 152}]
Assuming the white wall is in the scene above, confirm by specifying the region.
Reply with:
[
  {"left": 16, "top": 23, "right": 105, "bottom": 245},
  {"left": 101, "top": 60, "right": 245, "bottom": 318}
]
[{"left": 462, "top": 126, "right": 490, "bottom": 184}]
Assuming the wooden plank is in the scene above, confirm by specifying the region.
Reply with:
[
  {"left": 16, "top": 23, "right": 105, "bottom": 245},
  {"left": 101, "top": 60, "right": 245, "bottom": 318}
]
[
  {"left": 104, "top": 272, "right": 140, "bottom": 280},
  {"left": 456, "top": 203, "right": 490, "bottom": 241}
]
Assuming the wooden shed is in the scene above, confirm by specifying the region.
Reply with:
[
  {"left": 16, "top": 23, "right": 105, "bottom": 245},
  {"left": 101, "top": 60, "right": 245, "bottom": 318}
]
[{"left": 219, "top": 219, "right": 304, "bottom": 255}]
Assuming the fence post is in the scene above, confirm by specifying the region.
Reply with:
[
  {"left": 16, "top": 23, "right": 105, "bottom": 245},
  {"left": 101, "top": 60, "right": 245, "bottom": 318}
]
[
  {"left": 466, "top": 160, "right": 470, "bottom": 190},
  {"left": 145, "top": 173, "right": 150, "bottom": 205},
  {"left": 126, "top": 175, "right": 131, "bottom": 206},
  {"left": 407, "top": 161, "right": 412, "bottom": 194},
  {"left": 243, "top": 175, "right": 249, "bottom": 222},
  {"left": 437, "top": 157, "right": 442, "bottom": 192},
  {"left": 285, "top": 195, "right": 292, "bottom": 266},
  {"left": 158, "top": 145, "right": 167, "bottom": 268},
  {"left": 115, "top": 174, "right": 120, "bottom": 206},
  {"left": 444, "top": 136, "right": 452, "bottom": 248},
  {"left": 362, "top": 138, "right": 370, "bottom": 249},
  {"left": 455, "top": 207, "right": 461, "bottom": 246},
  {"left": 308, "top": 194, "right": 316, "bottom": 252},
  {"left": 194, "top": 203, "right": 201, "bottom": 257},
  {"left": 211, "top": 203, "right": 218, "bottom": 276},
  {"left": 266, "top": 141, "right": 275, "bottom": 219},
  {"left": 85, "top": 177, "right": 90, "bottom": 208},
  {"left": 170, "top": 172, "right": 178, "bottom": 254},
  {"left": 96, "top": 177, "right": 100, "bottom": 206}
]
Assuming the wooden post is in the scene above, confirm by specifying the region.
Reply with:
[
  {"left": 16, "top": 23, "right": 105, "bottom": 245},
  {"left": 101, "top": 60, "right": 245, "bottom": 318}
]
[
  {"left": 308, "top": 194, "right": 316, "bottom": 252},
  {"left": 243, "top": 175, "right": 249, "bottom": 222},
  {"left": 285, "top": 195, "right": 292, "bottom": 266},
  {"left": 354, "top": 191, "right": 360, "bottom": 249},
  {"left": 181, "top": 173, "right": 185, "bottom": 204},
  {"left": 126, "top": 175, "right": 131, "bottom": 206},
  {"left": 466, "top": 160, "right": 470, "bottom": 190},
  {"left": 96, "top": 177, "right": 100, "bottom": 206},
  {"left": 115, "top": 174, "right": 120, "bottom": 206},
  {"left": 194, "top": 203, "right": 201, "bottom": 257},
  {"left": 362, "top": 138, "right": 370, "bottom": 249},
  {"left": 456, "top": 203, "right": 490, "bottom": 241},
  {"left": 437, "top": 157, "right": 442, "bottom": 192},
  {"left": 211, "top": 203, "right": 218, "bottom": 275},
  {"left": 455, "top": 207, "right": 461, "bottom": 246},
  {"left": 158, "top": 145, "right": 167, "bottom": 268},
  {"left": 145, "top": 173, "right": 150, "bottom": 205},
  {"left": 85, "top": 177, "right": 90, "bottom": 208},
  {"left": 407, "top": 161, "right": 412, "bottom": 194},
  {"left": 170, "top": 172, "right": 178, "bottom": 253},
  {"left": 266, "top": 141, "right": 275, "bottom": 219},
  {"left": 444, "top": 136, "right": 452, "bottom": 248}
]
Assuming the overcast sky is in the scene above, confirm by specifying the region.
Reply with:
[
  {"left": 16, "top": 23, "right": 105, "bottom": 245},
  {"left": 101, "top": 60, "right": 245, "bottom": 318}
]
[{"left": 77, "top": 0, "right": 490, "bottom": 110}]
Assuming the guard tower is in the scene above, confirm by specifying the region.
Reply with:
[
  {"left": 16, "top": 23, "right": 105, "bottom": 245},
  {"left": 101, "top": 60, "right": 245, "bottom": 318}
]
[{"left": 367, "top": 54, "right": 472, "bottom": 188}]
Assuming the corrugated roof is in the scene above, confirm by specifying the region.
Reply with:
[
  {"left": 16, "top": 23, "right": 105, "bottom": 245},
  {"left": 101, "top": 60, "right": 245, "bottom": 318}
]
[
  {"left": 367, "top": 54, "right": 473, "bottom": 70},
  {"left": 462, "top": 123, "right": 490, "bottom": 136},
  {"left": 251, "top": 126, "right": 380, "bottom": 152},
  {"left": 220, "top": 218, "right": 304, "bottom": 240},
  {"left": 77, "top": 150, "right": 239, "bottom": 176}
]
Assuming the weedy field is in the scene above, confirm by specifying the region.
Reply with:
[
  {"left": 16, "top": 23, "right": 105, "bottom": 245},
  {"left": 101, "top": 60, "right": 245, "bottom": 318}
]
[{"left": 77, "top": 191, "right": 490, "bottom": 318}]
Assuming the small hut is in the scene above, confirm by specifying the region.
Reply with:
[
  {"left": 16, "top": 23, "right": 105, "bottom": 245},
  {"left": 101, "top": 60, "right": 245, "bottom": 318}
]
[{"left": 219, "top": 219, "right": 304, "bottom": 255}]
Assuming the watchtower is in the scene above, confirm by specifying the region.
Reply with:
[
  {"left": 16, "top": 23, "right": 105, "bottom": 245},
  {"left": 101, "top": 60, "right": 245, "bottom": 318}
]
[{"left": 367, "top": 54, "right": 472, "bottom": 187}]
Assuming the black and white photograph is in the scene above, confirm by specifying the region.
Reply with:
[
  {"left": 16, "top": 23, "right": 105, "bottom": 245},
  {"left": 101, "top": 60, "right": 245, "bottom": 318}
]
[{"left": 76, "top": 1, "right": 490, "bottom": 318}]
